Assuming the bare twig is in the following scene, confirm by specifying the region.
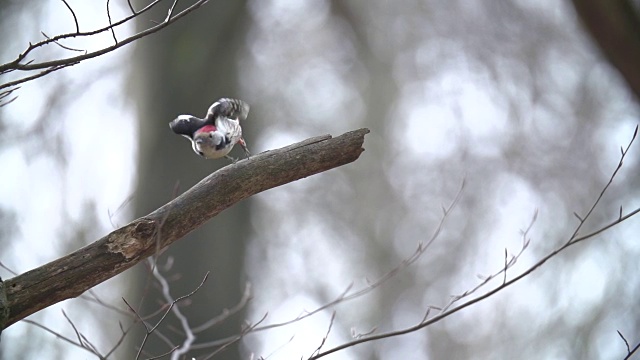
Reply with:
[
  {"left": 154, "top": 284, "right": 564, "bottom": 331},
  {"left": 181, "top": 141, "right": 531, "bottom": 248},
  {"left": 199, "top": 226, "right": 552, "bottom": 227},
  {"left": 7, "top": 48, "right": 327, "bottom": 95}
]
[
  {"left": 128, "top": 270, "right": 209, "bottom": 360},
  {"left": 201, "top": 313, "right": 268, "bottom": 360},
  {"left": 60, "top": 0, "right": 80, "bottom": 33},
  {"left": 502, "top": 248, "right": 508, "bottom": 285},
  {"left": 22, "top": 319, "right": 102, "bottom": 358},
  {"left": 1, "top": 64, "right": 74, "bottom": 92},
  {"left": 0, "top": 262, "right": 17, "bottom": 276},
  {"left": 262, "top": 335, "right": 296, "bottom": 360},
  {"left": 62, "top": 309, "right": 85, "bottom": 350},
  {"left": 0, "top": 0, "right": 211, "bottom": 91},
  {"left": 191, "top": 282, "right": 252, "bottom": 333},
  {"left": 151, "top": 259, "right": 206, "bottom": 359},
  {"left": 568, "top": 125, "right": 638, "bottom": 243},
  {"left": 103, "top": 321, "right": 136, "bottom": 358},
  {"left": 127, "top": 0, "right": 137, "bottom": 15},
  {"left": 106, "top": 0, "right": 118, "bottom": 44},
  {"left": 147, "top": 345, "right": 180, "bottom": 360},
  {"left": 618, "top": 330, "right": 631, "bottom": 354},
  {"left": 619, "top": 329, "right": 640, "bottom": 360},
  {"left": 1, "top": 0, "right": 162, "bottom": 70},
  {"left": 624, "top": 341, "right": 640, "bottom": 360},
  {"left": 307, "top": 125, "right": 640, "bottom": 359},
  {"left": 310, "top": 311, "right": 336, "bottom": 358},
  {"left": 198, "top": 179, "right": 465, "bottom": 349},
  {"left": 166, "top": 0, "right": 180, "bottom": 22},
  {"left": 41, "top": 32, "right": 84, "bottom": 52}
]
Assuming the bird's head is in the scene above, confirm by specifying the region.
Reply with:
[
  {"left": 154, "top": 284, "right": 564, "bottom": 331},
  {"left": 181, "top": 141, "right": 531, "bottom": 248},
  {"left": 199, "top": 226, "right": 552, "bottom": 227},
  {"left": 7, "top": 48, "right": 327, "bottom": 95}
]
[{"left": 192, "top": 127, "right": 232, "bottom": 159}]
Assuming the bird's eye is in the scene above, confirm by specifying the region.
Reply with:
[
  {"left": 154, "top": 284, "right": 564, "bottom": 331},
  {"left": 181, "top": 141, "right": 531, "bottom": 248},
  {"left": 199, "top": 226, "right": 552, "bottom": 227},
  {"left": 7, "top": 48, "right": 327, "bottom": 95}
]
[{"left": 209, "top": 133, "right": 213, "bottom": 138}]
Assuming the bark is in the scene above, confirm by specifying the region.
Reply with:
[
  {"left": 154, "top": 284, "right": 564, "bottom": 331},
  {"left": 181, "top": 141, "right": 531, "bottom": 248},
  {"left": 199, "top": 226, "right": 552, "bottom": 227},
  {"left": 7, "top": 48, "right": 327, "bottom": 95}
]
[{"left": 0, "top": 128, "right": 369, "bottom": 329}]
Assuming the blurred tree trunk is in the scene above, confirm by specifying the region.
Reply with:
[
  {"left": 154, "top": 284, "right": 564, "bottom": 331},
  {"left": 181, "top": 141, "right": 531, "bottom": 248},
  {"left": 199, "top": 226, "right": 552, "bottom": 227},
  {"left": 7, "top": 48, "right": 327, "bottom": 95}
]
[
  {"left": 128, "top": 2, "right": 250, "bottom": 359},
  {"left": 571, "top": 0, "right": 640, "bottom": 101}
]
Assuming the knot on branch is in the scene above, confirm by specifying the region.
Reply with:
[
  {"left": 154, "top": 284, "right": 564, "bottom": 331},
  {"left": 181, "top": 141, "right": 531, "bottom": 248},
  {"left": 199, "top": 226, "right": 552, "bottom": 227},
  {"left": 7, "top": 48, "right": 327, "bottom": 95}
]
[{"left": 106, "top": 219, "right": 157, "bottom": 260}]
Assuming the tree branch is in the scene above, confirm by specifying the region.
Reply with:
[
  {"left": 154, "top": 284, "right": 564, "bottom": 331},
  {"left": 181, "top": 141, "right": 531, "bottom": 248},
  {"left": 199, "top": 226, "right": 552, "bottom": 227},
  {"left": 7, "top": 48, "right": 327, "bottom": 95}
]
[
  {"left": 0, "top": 0, "right": 211, "bottom": 91},
  {"left": 0, "top": 128, "right": 369, "bottom": 329}
]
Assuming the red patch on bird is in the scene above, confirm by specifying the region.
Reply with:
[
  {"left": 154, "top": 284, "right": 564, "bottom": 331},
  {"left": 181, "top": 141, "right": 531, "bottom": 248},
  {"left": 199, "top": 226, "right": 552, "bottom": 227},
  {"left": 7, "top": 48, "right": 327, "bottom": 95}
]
[{"left": 195, "top": 125, "right": 217, "bottom": 134}]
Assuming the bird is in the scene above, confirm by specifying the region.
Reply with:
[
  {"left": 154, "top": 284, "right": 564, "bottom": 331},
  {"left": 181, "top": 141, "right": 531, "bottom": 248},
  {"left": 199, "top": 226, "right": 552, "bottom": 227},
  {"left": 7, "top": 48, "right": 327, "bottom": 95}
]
[{"left": 169, "top": 98, "right": 251, "bottom": 161}]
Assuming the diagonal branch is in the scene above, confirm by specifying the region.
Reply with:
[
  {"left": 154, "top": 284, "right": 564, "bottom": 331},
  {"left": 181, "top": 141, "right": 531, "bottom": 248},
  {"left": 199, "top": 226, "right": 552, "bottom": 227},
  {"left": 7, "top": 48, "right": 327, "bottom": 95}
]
[
  {"left": 0, "top": 0, "right": 210, "bottom": 91},
  {"left": 0, "top": 128, "right": 369, "bottom": 330}
]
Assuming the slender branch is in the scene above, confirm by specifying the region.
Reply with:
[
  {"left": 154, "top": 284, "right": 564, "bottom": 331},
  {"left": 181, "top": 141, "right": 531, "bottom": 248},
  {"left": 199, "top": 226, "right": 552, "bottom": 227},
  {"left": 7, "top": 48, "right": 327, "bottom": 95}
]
[
  {"left": 194, "top": 179, "right": 465, "bottom": 349},
  {"left": 60, "top": 0, "right": 80, "bottom": 33},
  {"left": 62, "top": 309, "right": 85, "bottom": 349},
  {"left": 308, "top": 125, "right": 639, "bottom": 359},
  {"left": 190, "top": 282, "right": 252, "bottom": 333},
  {"left": 166, "top": 0, "right": 181, "bottom": 22},
  {"left": 568, "top": 125, "right": 638, "bottom": 243},
  {"left": 22, "top": 319, "right": 101, "bottom": 357},
  {"left": 618, "top": 330, "right": 631, "bottom": 354},
  {"left": 0, "top": 64, "right": 74, "bottom": 91},
  {"left": 201, "top": 313, "right": 268, "bottom": 360},
  {"left": 106, "top": 0, "right": 118, "bottom": 44},
  {"left": 0, "top": 0, "right": 211, "bottom": 91},
  {"left": 2, "top": 0, "right": 208, "bottom": 72},
  {"left": 147, "top": 259, "right": 204, "bottom": 359},
  {"left": 0, "top": 0, "right": 164, "bottom": 71},
  {"left": 624, "top": 341, "right": 640, "bottom": 360},
  {"left": 310, "top": 312, "right": 336, "bottom": 358},
  {"left": 41, "top": 32, "right": 85, "bottom": 52},
  {"left": 127, "top": 0, "right": 137, "bottom": 15}
]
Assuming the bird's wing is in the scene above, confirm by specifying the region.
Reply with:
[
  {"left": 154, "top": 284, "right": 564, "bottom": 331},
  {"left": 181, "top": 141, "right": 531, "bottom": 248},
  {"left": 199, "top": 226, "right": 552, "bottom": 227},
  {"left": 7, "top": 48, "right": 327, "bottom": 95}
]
[
  {"left": 169, "top": 115, "right": 206, "bottom": 139},
  {"left": 205, "top": 98, "right": 250, "bottom": 123}
]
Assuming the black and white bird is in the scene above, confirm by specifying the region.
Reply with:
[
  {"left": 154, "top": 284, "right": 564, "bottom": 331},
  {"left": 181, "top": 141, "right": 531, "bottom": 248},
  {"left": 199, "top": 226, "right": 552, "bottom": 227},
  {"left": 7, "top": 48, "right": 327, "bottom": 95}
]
[{"left": 169, "top": 98, "right": 251, "bottom": 160}]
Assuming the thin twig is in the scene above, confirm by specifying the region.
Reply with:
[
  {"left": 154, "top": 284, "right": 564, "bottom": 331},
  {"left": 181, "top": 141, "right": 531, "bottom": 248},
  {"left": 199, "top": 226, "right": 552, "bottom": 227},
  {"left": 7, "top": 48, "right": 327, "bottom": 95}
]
[
  {"left": 103, "top": 321, "right": 136, "bottom": 358},
  {"left": 0, "top": 261, "right": 18, "bottom": 276},
  {"left": 106, "top": 0, "right": 118, "bottom": 44},
  {"left": 310, "top": 311, "right": 336, "bottom": 358},
  {"left": 127, "top": 0, "right": 137, "bottom": 15},
  {"left": 503, "top": 248, "right": 507, "bottom": 285},
  {"left": 191, "top": 282, "right": 252, "bottom": 333},
  {"left": 60, "top": 0, "right": 80, "bottom": 33},
  {"left": 624, "top": 341, "right": 640, "bottom": 360},
  {"left": 147, "top": 345, "right": 180, "bottom": 360},
  {"left": 165, "top": 0, "right": 180, "bottom": 22},
  {"left": 129, "top": 267, "right": 209, "bottom": 360},
  {"left": 307, "top": 125, "right": 640, "bottom": 359},
  {"left": 0, "top": 0, "right": 211, "bottom": 91},
  {"left": 196, "top": 180, "right": 465, "bottom": 349},
  {"left": 201, "top": 313, "right": 268, "bottom": 360},
  {"left": 0, "top": 64, "right": 75, "bottom": 91},
  {"left": 22, "top": 319, "right": 102, "bottom": 358},
  {"left": 618, "top": 330, "right": 631, "bottom": 354},
  {"left": 62, "top": 309, "right": 85, "bottom": 349},
  {"left": 41, "top": 31, "right": 85, "bottom": 52},
  {"left": 151, "top": 260, "right": 207, "bottom": 359},
  {"left": 2, "top": 0, "right": 165, "bottom": 69},
  {"left": 567, "top": 125, "right": 638, "bottom": 243}
]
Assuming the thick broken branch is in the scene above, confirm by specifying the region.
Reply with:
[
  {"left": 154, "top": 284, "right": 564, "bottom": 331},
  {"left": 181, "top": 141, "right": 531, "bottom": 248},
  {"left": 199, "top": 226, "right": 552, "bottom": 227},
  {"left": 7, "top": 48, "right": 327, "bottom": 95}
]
[{"left": 0, "top": 128, "right": 369, "bottom": 329}]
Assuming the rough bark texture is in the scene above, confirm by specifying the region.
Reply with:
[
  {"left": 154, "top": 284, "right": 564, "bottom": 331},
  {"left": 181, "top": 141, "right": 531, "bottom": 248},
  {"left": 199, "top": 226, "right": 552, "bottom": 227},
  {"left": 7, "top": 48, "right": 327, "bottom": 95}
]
[
  {"left": 571, "top": 0, "right": 640, "bottom": 101},
  {"left": 0, "top": 128, "right": 369, "bottom": 329}
]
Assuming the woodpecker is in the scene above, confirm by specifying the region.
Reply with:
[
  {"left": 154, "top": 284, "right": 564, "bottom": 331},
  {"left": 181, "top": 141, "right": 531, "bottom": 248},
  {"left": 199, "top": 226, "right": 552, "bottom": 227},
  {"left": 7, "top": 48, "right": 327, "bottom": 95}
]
[{"left": 169, "top": 98, "right": 251, "bottom": 160}]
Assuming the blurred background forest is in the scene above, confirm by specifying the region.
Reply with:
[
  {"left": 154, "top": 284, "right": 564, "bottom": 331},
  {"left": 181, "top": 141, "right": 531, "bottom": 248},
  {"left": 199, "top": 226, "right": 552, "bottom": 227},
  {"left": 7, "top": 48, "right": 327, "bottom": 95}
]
[{"left": 1, "top": 0, "right": 639, "bottom": 359}]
